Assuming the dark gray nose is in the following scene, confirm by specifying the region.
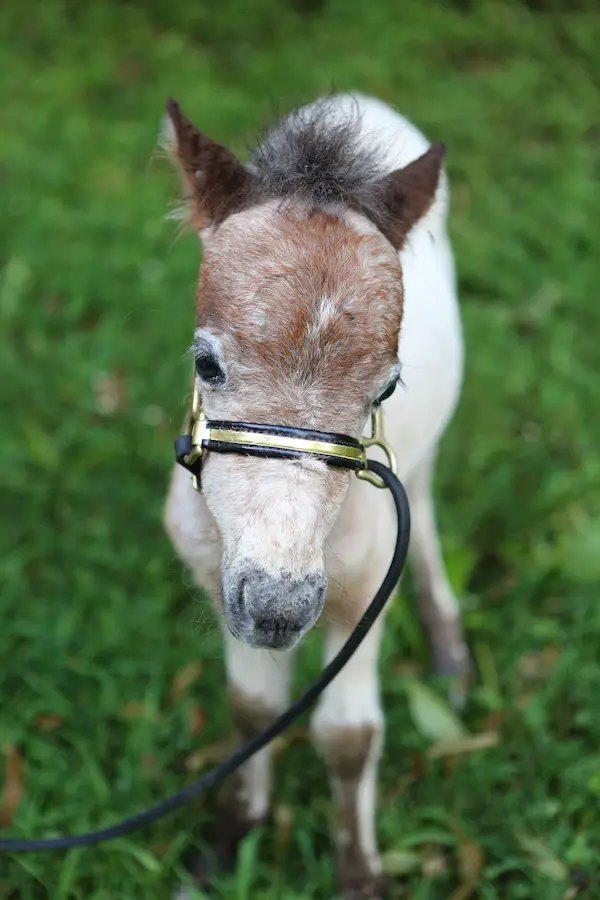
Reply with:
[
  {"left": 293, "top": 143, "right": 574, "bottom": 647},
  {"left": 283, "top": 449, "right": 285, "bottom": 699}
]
[{"left": 223, "top": 565, "right": 328, "bottom": 650}]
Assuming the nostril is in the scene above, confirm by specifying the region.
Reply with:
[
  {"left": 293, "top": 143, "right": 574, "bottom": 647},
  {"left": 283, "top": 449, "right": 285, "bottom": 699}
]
[
  {"left": 253, "top": 616, "right": 277, "bottom": 640},
  {"left": 306, "top": 572, "right": 328, "bottom": 606},
  {"left": 254, "top": 617, "right": 301, "bottom": 641},
  {"left": 272, "top": 619, "right": 285, "bottom": 641},
  {"left": 233, "top": 575, "right": 247, "bottom": 616}
]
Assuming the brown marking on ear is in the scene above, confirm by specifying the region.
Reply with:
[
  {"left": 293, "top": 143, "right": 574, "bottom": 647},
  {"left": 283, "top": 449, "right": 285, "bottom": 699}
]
[
  {"left": 165, "top": 98, "right": 257, "bottom": 229},
  {"left": 378, "top": 142, "right": 446, "bottom": 249}
]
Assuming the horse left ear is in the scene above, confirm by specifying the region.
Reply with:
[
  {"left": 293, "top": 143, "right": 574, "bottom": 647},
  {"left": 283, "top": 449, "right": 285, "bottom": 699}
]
[
  {"left": 161, "top": 98, "right": 258, "bottom": 231},
  {"left": 377, "top": 142, "right": 446, "bottom": 249}
]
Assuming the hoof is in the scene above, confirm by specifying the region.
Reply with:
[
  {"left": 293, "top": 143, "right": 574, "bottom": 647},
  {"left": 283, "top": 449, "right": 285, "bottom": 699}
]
[
  {"left": 431, "top": 643, "right": 473, "bottom": 710},
  {"left": 172, "top": 889, "right": 209, "bottom": 900},
  {"left": 340, "top": 872, "right": 389, "bottom": 900},
  {"left": 175, "top": 806, "right": 261, "bottom": 897},
  {"left": 172, "top": 846, "right": 222, "bottom": 899}
]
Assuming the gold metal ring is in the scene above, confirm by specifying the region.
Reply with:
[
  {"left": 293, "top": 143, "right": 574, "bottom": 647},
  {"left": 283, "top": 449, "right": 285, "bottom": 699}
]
[{"left": 356, "top": 408, "right": 398, "bottom": 488}]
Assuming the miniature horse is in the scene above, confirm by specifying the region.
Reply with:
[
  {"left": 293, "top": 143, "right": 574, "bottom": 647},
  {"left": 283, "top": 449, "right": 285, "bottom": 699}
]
[{"left": 162, "top": 93, "right": 469, "bottom": 899}]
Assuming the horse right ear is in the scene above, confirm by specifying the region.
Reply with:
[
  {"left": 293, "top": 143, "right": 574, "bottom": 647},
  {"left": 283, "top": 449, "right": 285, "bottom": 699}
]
[
  {"left": 161, "top": 98, "right": 257, "bottom": 231},
  {"left": 377, "top": 142, "right": 446, "bottom": 249}
]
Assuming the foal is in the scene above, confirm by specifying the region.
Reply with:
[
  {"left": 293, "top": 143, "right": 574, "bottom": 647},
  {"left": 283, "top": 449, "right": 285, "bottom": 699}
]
[{"left": 163, "top": 93, "right": 468, "bottom": 899}]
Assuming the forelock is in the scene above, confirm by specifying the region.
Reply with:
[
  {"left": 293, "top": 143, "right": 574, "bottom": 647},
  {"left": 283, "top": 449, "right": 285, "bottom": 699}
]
[{"left": 248, "top": 97, "right": 394, "bottom": 235}]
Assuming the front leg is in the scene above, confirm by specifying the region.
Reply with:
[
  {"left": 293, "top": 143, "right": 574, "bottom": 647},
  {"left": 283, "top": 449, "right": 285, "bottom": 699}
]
[
  {"left": 164, "top": 466, "right": 294, "bottom": 885},
  {"left": 180, "top": 631, "right": 295, "bottom": 895},
  {"left": 212, "top": 632, "right": 294, "bottom": 866},
  {"left": 311, "top": 618, "right": 387, "bottom": 900}
]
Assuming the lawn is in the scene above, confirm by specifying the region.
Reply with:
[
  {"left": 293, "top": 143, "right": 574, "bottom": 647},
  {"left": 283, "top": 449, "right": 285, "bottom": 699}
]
[{"left": 1, "top": 0, "right": 599, "bottom": 897}]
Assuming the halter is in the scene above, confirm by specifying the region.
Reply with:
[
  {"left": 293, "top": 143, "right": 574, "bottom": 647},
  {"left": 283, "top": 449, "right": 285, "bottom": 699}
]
[{"left": 174, "top": 383, "right": 398, "bottom": 489}]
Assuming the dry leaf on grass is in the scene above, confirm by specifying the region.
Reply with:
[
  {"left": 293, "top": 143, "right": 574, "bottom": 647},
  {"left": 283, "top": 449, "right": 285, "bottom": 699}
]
[
  {"left": 151, "top": 840, "right": 172, "bottom": 857},
  {"left": 382, "top": 771, "right": 420, "bottom": 804},
  {"left": 271, "top": 726, "right": 310, "bottom": 758},
  {"left": 35, "top": 713, "right": 63, "bottom": 732},
  {"left": 426, "top": 731, "right": 499, "bottom": 760},
  {"left": 422, "top": 851, "right": 448, "bottom": 877},
  {"left": 411, "top": 749, "right": 426, "bottom": 778},
  {"left": 169, "top": 661, "right": 203, "bottom": 705},
  {"left": 458, "top": 839, "right": 485, "bottom": 883},
  {"left": 92, "top": 369, "right": 128, "bottom": 416},
  {"left": 448, "top": 840, "right": 485, "bottom": 900},
  {"left": 516, "top": 692, "right": 535, "bottom": 710},
  {"left": 274, "top": 804, "right": 295, "bottom": 848},
  {"left": 188, "top": 705, "right": 207, "bottom": 736},
  {"left": 122, "top": 701, "right": 160, "bottom": 721},
  {"left": 142, "top": 404, "right": 167, "bottom": 427},
  {"left": 482, "top": 709, "right": 508, "bottom": 730},
  {"left": 184, "top": 739, "right": 234, "bottom": 773},
  {"left": 517, "top": 645, "right": 560, "bottom": 681},
  {"left": 403, "top": 677, "right": 467, "bottom": 743},
  {"left": 0, "top": 745, "right": 24, "bottom": 827},
  {"left": 381, "top": 849, "right": 422, "bottom": 876},
  {"left": 393, "top": 661, "right": 422, "bottom": 678}
]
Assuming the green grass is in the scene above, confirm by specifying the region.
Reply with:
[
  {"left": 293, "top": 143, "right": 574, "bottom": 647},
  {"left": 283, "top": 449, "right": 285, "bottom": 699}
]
[{"left": 2, "top": 0, "right": 600, "bottom": 897}]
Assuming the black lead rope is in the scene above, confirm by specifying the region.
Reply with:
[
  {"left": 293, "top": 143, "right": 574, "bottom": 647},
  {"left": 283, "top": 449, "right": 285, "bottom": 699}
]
[{"left": 0, "top": 460, "right": 410, "bottom": 854}]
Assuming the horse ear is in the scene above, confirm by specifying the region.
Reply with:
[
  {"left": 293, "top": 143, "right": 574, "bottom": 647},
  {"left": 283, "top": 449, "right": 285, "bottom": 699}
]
[
  {"left": 377, "top": 142, "right": 446, "bottom": 249},
  {"left": 162, "top": 98, "right": 257, "bottom": 230}
]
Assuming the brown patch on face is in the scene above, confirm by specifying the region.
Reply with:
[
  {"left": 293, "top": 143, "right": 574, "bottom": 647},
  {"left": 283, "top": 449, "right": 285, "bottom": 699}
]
[{"left": 196, "top": 205, "right": 404, "bottom": 435}]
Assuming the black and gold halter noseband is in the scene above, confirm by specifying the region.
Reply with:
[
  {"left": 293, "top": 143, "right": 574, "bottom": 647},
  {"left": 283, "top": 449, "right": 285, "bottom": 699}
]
[{"left": 175, "top": 385, "right": 398, "bottom": 490}]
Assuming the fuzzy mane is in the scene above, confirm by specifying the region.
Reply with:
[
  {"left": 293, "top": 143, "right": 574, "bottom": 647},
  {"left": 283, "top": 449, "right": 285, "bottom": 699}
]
[{"left": 249, "top": 98, "right": 393, "bottom": 234}]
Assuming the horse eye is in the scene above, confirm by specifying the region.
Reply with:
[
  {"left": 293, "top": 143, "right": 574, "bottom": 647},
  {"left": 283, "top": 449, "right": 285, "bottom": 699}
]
[
  {"left": 195, "top": 353, "right": 225, "bottom": 385},
  {"left": 374, "top": 377, "right": 398, "bottom": 407}
]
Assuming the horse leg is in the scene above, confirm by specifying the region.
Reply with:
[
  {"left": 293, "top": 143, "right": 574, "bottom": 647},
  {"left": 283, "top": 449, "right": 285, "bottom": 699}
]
[
  {"left": 180, "top": 631, "right": 294, "bottom": 894},
  {"left": 217, "top": 633, "right": 294, "bottom": 856},
  {"left": 406, "top": 450, "right": 471, "bottom": 705},
  {"left": 164, "top": 468, "right": 294, "bottom": 890},
  {"left": 311, "top": 616, "right": 387, "bottom": 900}
]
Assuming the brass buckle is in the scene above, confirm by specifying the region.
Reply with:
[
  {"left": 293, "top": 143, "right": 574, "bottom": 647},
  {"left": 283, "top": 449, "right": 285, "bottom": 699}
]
[
  {"left": 182, "top": 383, "right": 205, "bottom": 492},
  {"left": 356, "top": 407, "right": 398, "bottom": 489}
]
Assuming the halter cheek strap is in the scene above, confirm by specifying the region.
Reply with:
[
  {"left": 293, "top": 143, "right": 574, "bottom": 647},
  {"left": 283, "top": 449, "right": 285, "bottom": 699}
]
[{"left": 174, "top": 389, "right": 398, "bottom": 490}]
